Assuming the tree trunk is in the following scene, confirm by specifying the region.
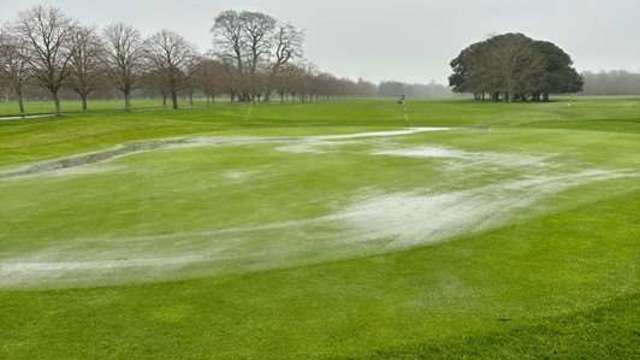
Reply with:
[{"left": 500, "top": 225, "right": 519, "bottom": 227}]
[
  {"left": 543, "top": 93, "right": 549, "bottom": 102},
  {"left": 189, "top": 91, "right": 194, "bottom": 107},
  {"left": 162, "top": 94, "right": 167, "bottom": 107},
  {"left": 16, "top": 88, "right": 25, "bottom": 115},
  {"left": 124, "top": 91, "right": 131, "bottom": 111},
  {"left": 52, "top": 91, "right": 61, "bottom": 116},
  {"left": 81, "top": 95, "right": 88, "bottom": 112},
  {"left": 171, "top": 91, "right": 178, "bottom": 110}
]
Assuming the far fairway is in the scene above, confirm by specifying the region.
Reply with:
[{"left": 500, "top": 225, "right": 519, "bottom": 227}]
[{"left": 1, "top": 98, "right": 639, "bottom": 359}]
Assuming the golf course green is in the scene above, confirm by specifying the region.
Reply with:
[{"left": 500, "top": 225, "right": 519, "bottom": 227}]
[{"left": 1, "top": 97, "right": 639, "bottom": 359}]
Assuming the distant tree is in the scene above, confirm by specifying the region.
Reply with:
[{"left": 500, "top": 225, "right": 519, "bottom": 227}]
[
  {"left": 270, "top": 63, "right": 294, "bottom": 102},
  {"left": 449, "top": 33, "right": 582, "bottom": 102},
  {"left": 581, "top": 70, "right": 640, "bottom": 95},
  {"left": 211, "top": 10, "right": 245, "bottom": 101},
  {"left": 212, "top": 10, "right": 304, "bottom": 102},
  {"left": 378, "top": 81, "right": 451, "bottom": 98},
  {"left": 530, "top": 41, "right": 583, "bottom": 101},
  {"left": 13, "top": 6, "right": 76, "bottom": 115},
  {"left": 265, "top": 23, "right": 303, "bottom": 101},
  {"left": 0, "top": 27, "right": 31, "bottom": 114},
  {"left": 195, "top": 57, "right": 228, "bottom": 104},
  {"left": 378, "top": 81, "right": 406, "bottom": 97},
  {"left": 240, "top": 12, "right": 276, "bottom": 101},
  {"left": 355, "top": 78, "right": 378, "bottom": 97},
  {"left": 487, "top": 34, "right": 546, "bottom": 101},
  {"left": 102, "top": 23, "right": 145, "bottom": 111},
  {"left": 144, "top": 30, "right": 196, "bottom": 110},
  {"left": 294, "top": 63, "right": 317, "bottom": 102},
  {"left": 139, "top": 68, "right": 170, "bottom": 106},
  {"left": 183, "top": 56, "right": 202, "bottom": 107},
  {"left": 67, "top": 25, "right": 105, "bottom": 111}
]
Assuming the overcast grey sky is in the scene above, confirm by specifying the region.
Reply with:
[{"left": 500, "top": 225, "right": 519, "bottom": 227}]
[{"left": 2, "top": 0, "right": 639, "bottom": 84}]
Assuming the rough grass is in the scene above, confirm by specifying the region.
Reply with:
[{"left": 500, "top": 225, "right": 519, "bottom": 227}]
[{"left": 1, "top": 97, "right": 639, "bottom": 359}]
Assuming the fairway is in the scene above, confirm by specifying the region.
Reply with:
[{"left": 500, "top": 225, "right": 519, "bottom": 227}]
[{"left": 1, "top": 98, "right": 640, "bottom": 358}]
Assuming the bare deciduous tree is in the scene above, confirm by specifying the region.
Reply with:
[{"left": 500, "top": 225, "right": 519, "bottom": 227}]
[
  {"left": 68, "top": 25, "right": 104, "bottom": 111},
  {"left": 13, "top": 6, "right": 76, "bottom": 115},
  {"left": 102, "top": 23, "right": 144, "bottom": 111},
  {"left": 144, "top": 30, "right": 196, "bottom": 110},
  {"left": 213, "top": 11, "right": 300, "bottom": 102},
  {"left": 272, "top": 24, "right": 303, "bottom": 70},
  {"left": 183, "top": 56, "right": 203, "bottom": 107},
  {"left": 211, "top": 10, "right": 246, "bottom": 102},
  {"left": 139, "top": 68, "right": 170, "bottom": 106},
  {"left": 211, "top": 11, "right": 244, "bottom": 71},
  {"left": 0, "top": 27, "right": 31, "bottom": 114},
  {"left": 195, "top": 57, "right": 228, "bottom": 105},
  {"left": 265, "top": 23, "right": 303, "bottom": 101},
  {"left": 1, "top": 6, "right": 376, "bottom": 112},
  {"left": 240, "top": 12, "right": 276, "bottom": 101}
]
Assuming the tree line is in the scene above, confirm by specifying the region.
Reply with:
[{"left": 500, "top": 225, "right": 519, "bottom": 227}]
[
  {"left": 378, "top": 81, "right": 451, "bottom": 98},
  {"left": 581, "top": 70, "right": 640, "bottom": 96},
  {"left": 449, "top": 33, "right": 583, "bottom": 102},
  {"left": 0, "top": 6, "right": 384, "bottom": 115}
]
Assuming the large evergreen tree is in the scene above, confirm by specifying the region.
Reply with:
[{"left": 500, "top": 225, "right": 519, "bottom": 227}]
[{"left": 449, "top": 33, "right": 583, "bottom": 102}]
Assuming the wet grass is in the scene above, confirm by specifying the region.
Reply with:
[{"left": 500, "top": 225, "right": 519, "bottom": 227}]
[{"left": 1, "top": 97, "right": 639, "bottom": 358}]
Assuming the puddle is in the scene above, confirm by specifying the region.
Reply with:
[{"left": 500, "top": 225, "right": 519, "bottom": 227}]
[
  {"left": 376, "top": 146, "right": 550, "bottom": 168},
  {"left": 4, "top": 126, "right": 630, "bottom": 289},
  {"left": 0, "top": 114, "right": 56, "bottom": 121},
  {"left": 311, "top": 127, "right": 450, "bottom": 141},
  {"left": 0, "top": 128, "right": 450, "bottom": 179},
  {"left": 0, "top": 169, "right": 631, "bottom": 288},
  {"left": 0, "top": 138, "right": 192, "bottom": 179},
  {"left": 337, "top": 169, "right": 626, "bottom": 246}
]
